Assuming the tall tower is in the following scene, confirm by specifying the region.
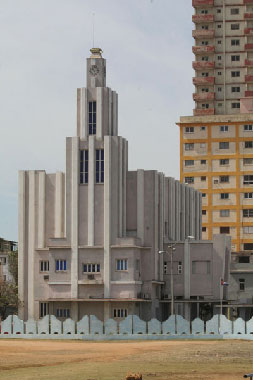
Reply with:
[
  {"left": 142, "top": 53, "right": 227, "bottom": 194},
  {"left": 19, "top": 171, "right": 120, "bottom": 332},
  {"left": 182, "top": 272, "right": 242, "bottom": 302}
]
[{"left": 192, "top": 0, "right": 253, "bottom": 116}]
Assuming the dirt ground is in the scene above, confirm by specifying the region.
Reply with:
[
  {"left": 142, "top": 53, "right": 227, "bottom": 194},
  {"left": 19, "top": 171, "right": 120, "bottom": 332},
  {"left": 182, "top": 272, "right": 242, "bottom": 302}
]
[{"left": 0, "top": 339, "right": 252, "bottom": 380}]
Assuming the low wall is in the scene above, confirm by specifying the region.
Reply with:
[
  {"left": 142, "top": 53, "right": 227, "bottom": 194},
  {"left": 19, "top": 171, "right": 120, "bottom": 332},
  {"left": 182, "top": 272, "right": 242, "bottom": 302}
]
[{"left": 1, "top": 314, "right": 253, "bottom": 340}]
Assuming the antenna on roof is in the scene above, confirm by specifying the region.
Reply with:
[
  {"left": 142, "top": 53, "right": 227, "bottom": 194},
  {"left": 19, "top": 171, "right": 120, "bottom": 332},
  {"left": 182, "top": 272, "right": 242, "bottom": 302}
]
[{"left": 92, "top": 12, "right": 95, "bottom": 48}]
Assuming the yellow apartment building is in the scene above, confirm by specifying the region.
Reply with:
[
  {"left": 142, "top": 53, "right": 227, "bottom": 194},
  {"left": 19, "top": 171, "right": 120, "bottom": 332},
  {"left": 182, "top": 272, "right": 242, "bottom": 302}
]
[{"left": 178, "top": 113, "right": 253, "bottom": 253}]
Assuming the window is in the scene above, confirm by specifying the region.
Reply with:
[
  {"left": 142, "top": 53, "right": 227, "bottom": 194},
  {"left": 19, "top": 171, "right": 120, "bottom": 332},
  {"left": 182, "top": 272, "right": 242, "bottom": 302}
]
[
  {"left": 244, "top": 192, "right": 253, "bottom": 199},
  {"left": 88, "top": 101, "right": 96, "bottom": 135},
  {"left": 217, "top": 55, "right": 222, "bottom": 61},
  {"left": 201, "top": 10, "right": 208, "bottom": 14},
  {"left": 245, "top": 141, "right": 253, "bottom": 148},
  {"left": 201, "top": 87, "right": 209, "bottom": 92},
  {"left": 0, "top": 257, "right": 6, "bottom": 265},
  {"left": 220, "top": 159, "right": 229, "bottom": 165},
  {"left": 201, "top": 72, "right": 209, "bottom": 77},
  {"left": 220, "top": 210, "right": 230, "bottom": 217},
  {"left": 217, "top": 24, "right": 222, "bottom": 29},
  {"left": 201, "top": 25, "right": 208, "bottom": 30},
  {"left": 231, "top": 71, "right": 240, "bottom": 77},
  {"left": 40, "top": 302, "right": 49, "bottom": 318},
  {"left": 192, "top": 261, "right": 211, "bottom": 275},
  {"left": 218, "top": 40, "right": 222, "bottom": 44},
  {"left": 178, "top": 262, "right": 182, "bottom": 275},
  {"left": 232, "top": 102, "right": 240, "bottom": 109},
  {"left": 217, "top": 9, "right": 221, "bottom": 14},
  {"left": 202, "top": 56, "right": 208, "bottom": 62},
  {"left": 231, "top": 55, "right": 240, "bottom": 62},
  {"left": 243, "top": 227, "right": 253, "bottom": 234},
  {"left": 185, "top": 143, "right": 194, "bottom": 151},
  {"left": 135, "top": 259, "right": 140, "bottom": 271},
  {"left": 83, "top": 263, "right": 100, "bottom": 273},
  {"left": 220, "top": 125, "right": 228, "bottom": 132},
  {"left": 243, "top": 209, "right": 253, "bottom": 217},
  {"left": 218, "top": 72, "right": 222, "bottom": 76},
  {"left": 201, "top": 104, "right": 209, "bottom": 109},
  {"left": 40, "top": 261, "right": 49, "bottom": 272},
  {"left": 220, "top": 193, "right": 229, "bottom": 199},
  {"left": 202, "top": 193, "right": 206, "bottom": 198},
  {"left": 185, "top": 177, "right": 194, "bottom": 184},
  {"left": 239, "top": 278, "right": 245, "bottom": 291},
  {"left": 202, "top": 227, "right": 206, "bottom": 232},
  {"left": 220, "top": 175, "right": 229, "bottom": 183},
  {"left": 201, "top": 41, "right": 208, "bottom": 46},
  {"left": 80, "top": 150, "right": 88, "bottom": 184},
  {"left": 55, "top": 259, "right": 67, "bottom": 271},
  {"left": 202, "top": 210, "right": 207, "bottom": 215},
  {"left": 239, "top": 256, "right": 250, "bottom": 263},
  {"left": 220, "top": 226, "right": 230, "bottom": 234},
  {"left": 200, "top": 126, "right": 206, "bottom": 131},
  {"left": 113, "top": 309, "right": 128, "bottom": 318},
  {"left": 243, "top": 158, "right": 253, "bottom": 165},
  {"left": 232, "top": 87, "right": 240, "bottom": 93},
  {"left": 218, "top": 87, "right": 222, "bottom": 92},
  {"left": 185, "top": 127, "right": 194, "bottom": 133},
  {"left": 96, "top": 149, "right": 104, "bottom": 184},
  {"left": 185, "top": 160, "right": 194, "bottom": 166},
  {"left": 200, "top": 143, "right": 206, "bottom": 148},
  {"left": 219, "top": 142, "right": 229, "bottom": 149},
  {"left": 244, "top": 125, "right": 253, "bottom": 131},
  {"left": 218, "top": 103, "right": 223, "bottom": 107},
  {"left": 201, "top": 176, "right": 206, "bottom": 181},
  {"left": 231, "top": 24, "right": 239, "bottom": 30},
  {"left": 163, "top": 261, "right": 168, "bottom": 274},
  {"left": 116, "top": 259, "right": 128, "bottom": 271},
  {"left": 201, "top": 160, "right": 206, "bottom": 164},
  {"left": 231, "top": 40, "right": 240, "bottom": 46},
  {"left": 243, "top": 175, "right": 253, "bottom": 184},
  {"left": 56, "top": 309, "right": 70, "bottom": 318},
  {"left": 231, "top": 8, "right": 239, "bottom": 15}
]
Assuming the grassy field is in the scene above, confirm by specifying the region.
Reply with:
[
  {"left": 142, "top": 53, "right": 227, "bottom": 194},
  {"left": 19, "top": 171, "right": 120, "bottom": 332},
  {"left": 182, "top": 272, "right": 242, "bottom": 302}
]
[{"left": 0, "top": 339, "right": 252, "bottom": 380}]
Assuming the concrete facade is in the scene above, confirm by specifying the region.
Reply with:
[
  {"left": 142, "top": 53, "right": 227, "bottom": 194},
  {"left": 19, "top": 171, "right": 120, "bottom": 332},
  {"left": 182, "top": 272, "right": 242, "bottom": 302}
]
[
  {"left": 192, "top": 0, "right": 253, "bottom": 116},
  {"left": 0, "top": 238, "right": 17, "bottom": 283},
  {"left": 18, "top": 48, "right": 202, "bottom": 322}
]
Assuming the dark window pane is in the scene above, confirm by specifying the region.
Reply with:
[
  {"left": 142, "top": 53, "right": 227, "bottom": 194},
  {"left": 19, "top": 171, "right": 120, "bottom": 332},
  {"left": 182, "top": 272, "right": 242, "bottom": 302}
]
[
  {"left": 96, "top": 172, "right": 99, "bottom": 183},
  {"left": 101, "top": 150, "right": 104, "bottom": 160},
  {"left": 101, "top": 172, "right": 104, "bottom": 183},
  {"left": 96, "top": 150, "right": 100, "bottom": 160},
  {"left": 85, "top": 173, "right": 88, "bottom": 183},
  {"left": 89, "top": 102, "right": 92, "bottom": 112}
]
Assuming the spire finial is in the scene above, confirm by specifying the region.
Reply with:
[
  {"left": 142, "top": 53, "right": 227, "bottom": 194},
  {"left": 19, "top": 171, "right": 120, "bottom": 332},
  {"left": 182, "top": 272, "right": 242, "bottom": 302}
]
[{"left": 90, "top": 48, "right": 103, "bottom": 58}]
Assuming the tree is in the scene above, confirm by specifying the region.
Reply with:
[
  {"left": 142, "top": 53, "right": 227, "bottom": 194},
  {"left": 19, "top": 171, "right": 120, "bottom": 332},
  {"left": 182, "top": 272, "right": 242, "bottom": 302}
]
[{"left": 0, "top": 250, "right": 20, "bottom": 319}]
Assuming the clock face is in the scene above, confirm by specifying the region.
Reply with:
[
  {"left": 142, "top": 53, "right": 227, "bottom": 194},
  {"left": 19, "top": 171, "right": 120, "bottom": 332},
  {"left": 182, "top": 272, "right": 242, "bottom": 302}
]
[{"left": 89, "top": 65, "right": 99, "bottom": 76}]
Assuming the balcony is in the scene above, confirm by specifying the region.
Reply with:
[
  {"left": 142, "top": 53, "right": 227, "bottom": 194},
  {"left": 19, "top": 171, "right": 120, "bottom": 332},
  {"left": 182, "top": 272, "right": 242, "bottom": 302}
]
[
  {"left": 244, "top": 28, "right": 253, "bottom": 35},
  {"left": 192, "top": 0, "right": 214, "bottom": 6},
  {"left": 193, "top": 92, "right": 215, "bottom": 101},
  {"left": 194, "top": 108, "right": 215, "bottom": 116},
  {"left": 244, "top": 0, "right": 253, "bottom": 4},
  {"left": 245, "top": 59, "right": 253, "bottom": 66},
  {"left": 244, "top": 13, "right": 253, "bottom": 19},
  {"left": 193, "top": 76, "right": 215, "bottom": 85},
  {"left": 192, "top": 14, "right": 214, "bottom": 23},
  {"left": 192, "top": 61, "right": 215, "bottom": 70},
  {"left": 245, "top": 43, "right": 253, "bottom": 51},
  {"left": 192, "top": 45, "right": 215, "bottom": 54},
  {"left": 192, "top": 30, "right": 215, "bottom": 39},
  {"left": 245, "top": 75, "right": 253, "bottom": 83},
  {"left": 245, "top": 91, "right": 253, "bottom": 97}
]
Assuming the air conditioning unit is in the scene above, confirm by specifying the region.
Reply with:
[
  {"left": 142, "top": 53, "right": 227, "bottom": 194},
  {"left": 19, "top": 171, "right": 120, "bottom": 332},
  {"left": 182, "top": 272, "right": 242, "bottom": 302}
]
[
  {"left": 43, "top": 275, "right": 49, "bottom": 280},
  {"left": 214, "top": 179, "right": 219, "bottom": 184},
  {"left": 88, "top": 274, "right": 95, "bottom": 280}
]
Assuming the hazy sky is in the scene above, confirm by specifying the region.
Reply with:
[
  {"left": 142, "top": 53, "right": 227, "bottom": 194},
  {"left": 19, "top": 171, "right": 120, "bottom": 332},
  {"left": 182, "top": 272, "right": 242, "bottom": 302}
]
[{"left": 0, "top": 0, "right": 194, "bottom": 241}]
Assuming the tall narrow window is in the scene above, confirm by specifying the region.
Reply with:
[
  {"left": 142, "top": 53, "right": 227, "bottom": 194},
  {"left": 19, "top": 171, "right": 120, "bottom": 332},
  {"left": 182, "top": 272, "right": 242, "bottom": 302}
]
[
  {"left": 80, "top": 150, "right": 88, "bottom": 184},
  {"left": 96, "top": 149, "right": 104, "bottom": 183},
  {"left": 88, "top": 101, "right": 96, "bottom": 135}
]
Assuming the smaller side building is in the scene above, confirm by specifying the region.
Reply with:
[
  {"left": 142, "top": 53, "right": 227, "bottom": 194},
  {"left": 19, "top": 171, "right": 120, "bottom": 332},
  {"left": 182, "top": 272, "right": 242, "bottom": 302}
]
[
  {"left": 0, "top": 238, "right": 17, "bottom": 283},
  {"left": 161, "top": 234, "right": 231, "bottom": 321}
]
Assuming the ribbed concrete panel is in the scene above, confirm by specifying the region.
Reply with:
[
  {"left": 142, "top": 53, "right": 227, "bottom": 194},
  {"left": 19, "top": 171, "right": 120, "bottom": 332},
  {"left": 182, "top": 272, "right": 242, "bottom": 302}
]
[
  {"left": 88, "top": 136, "right": 95, "bottom": 246},
  {"left": 18, "top": 171, "right": 26, "bottom": 320},
  {"left": 55, "top": 172, "right": 64, "bottom": 238},
  {"left": 38, "top": 171, "right": 46, "bottom": 247},
  {"left": 104, "top": 136, "right": 111, "bottom": 298},
  {"left": 137, "top": 169, "right": 145, "bottom": 244},
  {"left": 28, "top": 171, "right": 36, "bottom": 319},
  {"left": 71, "top": 137, "right": 79, "bottom": 300},
  {"left": 96, "top": 87, "right": 103, "bottom": 139}
]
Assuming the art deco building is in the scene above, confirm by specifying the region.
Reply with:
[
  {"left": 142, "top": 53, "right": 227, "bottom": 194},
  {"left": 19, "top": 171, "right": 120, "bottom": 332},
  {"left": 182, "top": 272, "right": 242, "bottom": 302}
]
[{"left": 18, "top": 49, "right": 203, "bottom": 322}]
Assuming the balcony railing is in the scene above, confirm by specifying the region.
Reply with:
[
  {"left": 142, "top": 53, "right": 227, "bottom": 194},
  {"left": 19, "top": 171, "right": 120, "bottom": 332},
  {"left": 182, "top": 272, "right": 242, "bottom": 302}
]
[
  {"left": 192, "top": 61, "right": 215, "bottom": 70},
  {"left": 244, "top": 28, "right": 253, "bottom": 35},
  {"left": 245, "top": 75, "right": 253, "bottom": 83},
  {"left": 245, "top": 91, "right": 253, "bottom": 97},
  {"left": 192, "top": 45, "right": 215, "bottom": 54},
  {"left": 192, "top": 30, "right": 215, "bottom": 39},
  {"left": 245, "top": 44, "right": 253, "bottom": 50},
  {"left": 192, "top": 14, "right": 214, "bottom": 23},
  {"left": 244, "top": 13, "right": 253, "bottom": 19},
  {"left": 194, "top": 108, "right": 215, "bottom": 116},
  {"left": 193, "top": 92, "right": 215, "bottom": 101},
  {"left": 192, "top": 0, "right": 214, "bottom": 6},
  {"left": 193, "top": 76, "right": 215, "bottom": 85},
  {"left": 245, "top": 59, "right": 253, "bottom": 66}
]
